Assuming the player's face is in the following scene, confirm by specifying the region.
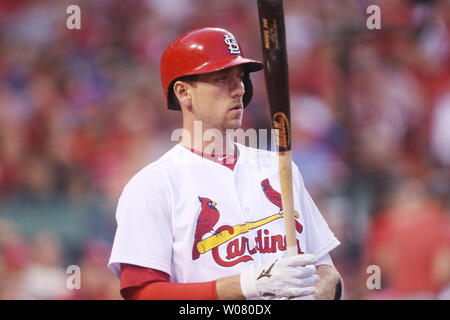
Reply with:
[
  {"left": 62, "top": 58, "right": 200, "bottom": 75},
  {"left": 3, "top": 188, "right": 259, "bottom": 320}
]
[{"left": 189, "top": 66, "right": 246, "bottom": 131}]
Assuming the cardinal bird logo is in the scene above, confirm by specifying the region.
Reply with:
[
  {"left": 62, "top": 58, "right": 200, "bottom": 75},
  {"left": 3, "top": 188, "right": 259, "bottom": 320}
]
[
  {"left": 261, "top": 178, "right": 303, "bottom": 233},
  {"left": 192, "top": 197, "right": 220, "bottom": 260}
]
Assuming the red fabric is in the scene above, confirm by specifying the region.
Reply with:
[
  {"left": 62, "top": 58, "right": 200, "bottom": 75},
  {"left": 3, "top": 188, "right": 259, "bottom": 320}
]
[
  {"left": 120, "top": 263, "right": 170, "bottom": 292},
  {"left": 219, "top": 155, "right": 238, "bottom": 171},
  {"left": 120, "top": 263, "right": 218, "bottom": 300},
  {"left": 125, "top": 280, "right": 218, "bottom": 300}
]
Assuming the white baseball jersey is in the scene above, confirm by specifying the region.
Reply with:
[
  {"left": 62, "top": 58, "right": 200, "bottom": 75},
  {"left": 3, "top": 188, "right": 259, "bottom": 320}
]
[{"left": 108, "top": 143, "right": 340, "bottom": 283}]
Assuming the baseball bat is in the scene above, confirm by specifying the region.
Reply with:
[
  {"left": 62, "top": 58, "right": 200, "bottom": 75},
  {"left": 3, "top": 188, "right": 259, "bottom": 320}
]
[{"left": 257, "top": 0, "right": 297, "bottom": 257}]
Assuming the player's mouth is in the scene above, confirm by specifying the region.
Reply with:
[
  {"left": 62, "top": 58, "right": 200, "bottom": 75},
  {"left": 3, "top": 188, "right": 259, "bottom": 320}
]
[{"left": 229, "top": 104, "right": 243, "bottom": 112}]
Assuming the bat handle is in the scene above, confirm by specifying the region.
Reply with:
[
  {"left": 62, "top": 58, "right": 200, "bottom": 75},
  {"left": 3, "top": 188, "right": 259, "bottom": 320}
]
[{"left": 278, "top": 150, "right": 297, "bottom": 257}]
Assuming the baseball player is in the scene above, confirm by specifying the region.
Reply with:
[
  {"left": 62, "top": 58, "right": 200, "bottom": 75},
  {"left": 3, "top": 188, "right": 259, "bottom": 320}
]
[{"left": 108, "top": 27, "right": 343, "bottom": 300}]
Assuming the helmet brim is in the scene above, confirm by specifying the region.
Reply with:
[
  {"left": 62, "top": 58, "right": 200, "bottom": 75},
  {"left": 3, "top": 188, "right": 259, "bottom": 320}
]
[{"left": 168, "top": 57, "right": 263, "bottom": 110}]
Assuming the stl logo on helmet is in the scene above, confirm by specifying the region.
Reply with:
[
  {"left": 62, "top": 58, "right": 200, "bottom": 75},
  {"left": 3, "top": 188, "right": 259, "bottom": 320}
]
[
  {"left": 192, "top": 179, "right": 304, "bottom": 267},
  {"left": 224, "top": 34, "right": 240, "bottom": 55}
]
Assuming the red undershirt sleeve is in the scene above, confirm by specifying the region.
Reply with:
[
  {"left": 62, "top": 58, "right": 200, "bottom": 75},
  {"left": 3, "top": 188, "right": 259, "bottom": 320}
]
[{"left": 120, "top": 263, "right": 218, "bottom": 300}]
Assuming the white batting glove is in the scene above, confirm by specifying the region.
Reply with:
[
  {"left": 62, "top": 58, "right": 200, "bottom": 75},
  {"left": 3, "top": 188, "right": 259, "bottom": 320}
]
[{"left": 240, "top": 253, "right": 320, "bottom": 299}]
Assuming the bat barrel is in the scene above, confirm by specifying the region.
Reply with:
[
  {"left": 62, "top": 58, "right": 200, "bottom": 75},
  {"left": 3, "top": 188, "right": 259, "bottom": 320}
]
[{"left": 257, "top": 0, "right": 291, "bottom": 152}]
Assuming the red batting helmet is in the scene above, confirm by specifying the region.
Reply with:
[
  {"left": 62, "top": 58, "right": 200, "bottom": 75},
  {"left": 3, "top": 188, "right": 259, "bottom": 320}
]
[{"left": 160, "top": 27, "right": 263, "bottom": 110}]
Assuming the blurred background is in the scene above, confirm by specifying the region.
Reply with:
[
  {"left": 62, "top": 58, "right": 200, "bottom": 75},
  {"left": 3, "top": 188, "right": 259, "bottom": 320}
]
[{"left": 0, "top": 0, "right": 448, "bottom": 300}]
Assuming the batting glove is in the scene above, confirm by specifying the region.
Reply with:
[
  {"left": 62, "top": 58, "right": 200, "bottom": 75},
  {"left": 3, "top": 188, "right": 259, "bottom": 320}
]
[{"left": 240, "top": 253, "right": 320, "bottom": 299}]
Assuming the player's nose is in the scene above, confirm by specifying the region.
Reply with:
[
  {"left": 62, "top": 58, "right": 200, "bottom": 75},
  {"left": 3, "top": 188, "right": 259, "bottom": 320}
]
[{"left": 230, "top": 75, "right": 245, "bottom": 99}]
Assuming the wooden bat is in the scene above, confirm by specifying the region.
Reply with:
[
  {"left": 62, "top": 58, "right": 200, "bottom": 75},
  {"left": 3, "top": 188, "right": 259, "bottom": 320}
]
[{"left": 257, "top": 0, "right": 297, "bottom": 257}]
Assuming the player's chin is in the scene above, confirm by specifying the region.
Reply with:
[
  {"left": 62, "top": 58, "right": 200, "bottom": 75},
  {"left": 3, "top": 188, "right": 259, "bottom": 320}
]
[
  {"left": 227, "top": 112, "right": 243, "bottom": 125},
  {"left": 226, "top": 117, "right": 243, "bottom": 130}
]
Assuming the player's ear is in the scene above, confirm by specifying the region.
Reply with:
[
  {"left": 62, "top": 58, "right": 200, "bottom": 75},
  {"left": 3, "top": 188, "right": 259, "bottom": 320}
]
[{"left": 173, "top": 80, "right": 193, "bottom": 111}]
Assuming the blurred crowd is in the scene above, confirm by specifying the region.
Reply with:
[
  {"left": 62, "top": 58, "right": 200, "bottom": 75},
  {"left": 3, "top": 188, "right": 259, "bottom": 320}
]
[{"left": 0, "top": 0, "right": 449, "bottom": 299}]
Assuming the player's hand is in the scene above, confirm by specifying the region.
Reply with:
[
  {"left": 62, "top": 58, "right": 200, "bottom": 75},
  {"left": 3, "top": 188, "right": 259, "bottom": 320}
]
[
  {"left": 240, "top": 253, "right": 320, "bottom": 299},
  {"left": 261, "top": 294, "right": 315, "bottom": 300}
]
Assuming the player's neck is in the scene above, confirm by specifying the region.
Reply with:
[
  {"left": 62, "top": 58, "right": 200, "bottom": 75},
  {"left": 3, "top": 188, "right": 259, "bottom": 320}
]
[
  {"left": 178, "top": 133, "right": 236, "bottom": 156},
  {"left": 179, "top": 117, "right": 236, "bottom": 155}
]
